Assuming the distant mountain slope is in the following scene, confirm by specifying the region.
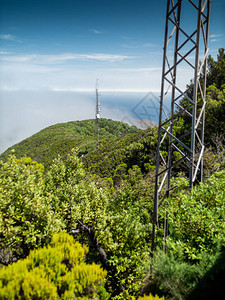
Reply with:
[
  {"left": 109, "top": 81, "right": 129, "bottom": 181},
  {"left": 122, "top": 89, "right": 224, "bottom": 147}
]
[{"left": 0, "top": 119, "right": 140, "bottom": 169}]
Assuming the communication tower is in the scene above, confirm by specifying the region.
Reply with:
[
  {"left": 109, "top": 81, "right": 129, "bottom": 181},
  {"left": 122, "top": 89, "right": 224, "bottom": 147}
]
[
  {"left": 152, "top": 0, "right": 211, "bottom": 253},
  {"left": 95, "top": 79, "right": 100, "bottom": 149}
]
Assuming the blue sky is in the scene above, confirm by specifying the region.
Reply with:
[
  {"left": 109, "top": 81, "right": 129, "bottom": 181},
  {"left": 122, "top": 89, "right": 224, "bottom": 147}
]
[
  {"left": 0, "top": 0, "right": 224, "bottom": 92},
  {"left": 0, "top": 0, "right": 224, "bottom": 153}
]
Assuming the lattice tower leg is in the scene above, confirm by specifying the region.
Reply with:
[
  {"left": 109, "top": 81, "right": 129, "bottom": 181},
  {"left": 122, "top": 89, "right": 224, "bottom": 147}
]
[{"left": 151, "top": 0, "right": 211, "bottom": 254}]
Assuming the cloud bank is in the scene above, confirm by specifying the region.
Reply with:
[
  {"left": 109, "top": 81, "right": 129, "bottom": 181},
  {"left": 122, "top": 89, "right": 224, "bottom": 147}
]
[
  {"left": 0, "top": 52, "right": 135, "bottom": 64},
  {"left": 0, "top": 51, "right": 163, "bottom": 92}
]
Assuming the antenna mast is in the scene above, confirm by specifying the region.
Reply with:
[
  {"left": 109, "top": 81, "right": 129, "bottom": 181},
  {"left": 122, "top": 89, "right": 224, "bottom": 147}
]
[
  {"left": 152, "top": 0, "right": 211, "bottom": 253},
  {"left": 95, "top": 79, "right": 100, "bottom": 149}
]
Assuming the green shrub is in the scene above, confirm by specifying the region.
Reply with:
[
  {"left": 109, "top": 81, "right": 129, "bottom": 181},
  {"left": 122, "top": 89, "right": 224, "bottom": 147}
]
[
  {"left": 145, "top": 249, "right": 219, "bottom": 300},
  {"left": 0, "top": 154, "right": 61, "bottom": 264},
  {"left": 138, "top": 294, "right": 165, "bottom": 300},
  {"left": 167, "top": 171, "right": 225, "bottom": 261},
  {"left": 0, "top": 232, "right": 107, "bottom": 299}
]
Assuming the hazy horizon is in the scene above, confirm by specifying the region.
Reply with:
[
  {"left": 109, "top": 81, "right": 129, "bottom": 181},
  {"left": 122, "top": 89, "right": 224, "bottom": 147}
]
[
  {"left": 0, "top": 0, "right": 224, "bottom": 154},
  {"left": 0, "top": 90, "right": 168, "bottom": 154}
]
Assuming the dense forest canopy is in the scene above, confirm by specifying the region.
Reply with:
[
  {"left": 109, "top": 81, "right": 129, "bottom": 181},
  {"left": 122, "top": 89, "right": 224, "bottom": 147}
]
[{"left": 0, "top": 49, "right": 224, "bottom": 299}]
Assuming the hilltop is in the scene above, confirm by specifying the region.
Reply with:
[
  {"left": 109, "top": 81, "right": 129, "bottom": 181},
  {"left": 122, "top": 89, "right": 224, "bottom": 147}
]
[{"left": 0, "top": 118, "right": 140, "bottom": 169}]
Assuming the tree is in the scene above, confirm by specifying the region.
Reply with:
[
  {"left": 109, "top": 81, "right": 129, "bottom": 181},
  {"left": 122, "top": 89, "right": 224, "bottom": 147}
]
[{"left": 207, "top": 48, "right": 225, "bottom": 89}]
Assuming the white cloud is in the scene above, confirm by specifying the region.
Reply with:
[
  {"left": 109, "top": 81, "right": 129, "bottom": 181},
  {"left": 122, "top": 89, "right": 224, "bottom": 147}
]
[
  {"left": 0, "top": 51, "right": 13, "bottom": 55},
  {"left": 209, "top": 33, "right": 225, "bottom": 42},
  {"left": 0, "top": 34, "right": 22, "bottom": 43},
  {"left": 0, "top": 50, "right": 194, "bottom": 93},
  {"left": 90, "top": 29, "right": 103, "bottom": 34},
  {"left": 0, "top": 56, "right": 194, "bottom": 93},
  {"left": 0, "top": 61, "right": 161, "bottom": 92},
  {"left": 120, "top": 43, "right": 139, "bottom": 49},
  {"left": 0, "top": 52, "right": 135, "bottom": 64},
  {"left": 107, "top": 67, "right": 161, "bottom": 73},
  {"left": 142, "top": 43, "right": 155, "bottom": 48},
  {"left": 121, "top": 42, "right": 156, "bottom": 49},
  {"left": 209, "top": 34, "right": 224, "bottom": 38}
]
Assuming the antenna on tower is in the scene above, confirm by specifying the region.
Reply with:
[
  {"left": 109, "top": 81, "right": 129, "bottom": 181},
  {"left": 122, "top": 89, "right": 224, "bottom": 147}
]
[{"left": 95, "top": 79, "right": 100, "bottom": 149}]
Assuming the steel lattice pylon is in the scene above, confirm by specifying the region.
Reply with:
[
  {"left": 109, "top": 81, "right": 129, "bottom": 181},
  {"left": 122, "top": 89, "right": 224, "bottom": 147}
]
[
  {"left": 152, "top": 0, "right": 211, "bottom": 252},
  {"left": 95, "top": 79, "right": 100, "bottom": 149}
]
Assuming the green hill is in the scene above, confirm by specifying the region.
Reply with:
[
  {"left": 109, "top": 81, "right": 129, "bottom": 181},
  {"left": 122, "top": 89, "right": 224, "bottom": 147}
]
[
  {"left": 1, "top": 48, "right": 224, "bottom": 177},
  {"left": 0, "top": 119, "right": 140, "bottom": 169}
]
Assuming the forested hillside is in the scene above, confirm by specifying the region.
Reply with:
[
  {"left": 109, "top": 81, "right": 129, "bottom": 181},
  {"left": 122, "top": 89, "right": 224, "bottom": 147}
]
[
  {"left": 0, "top": 49, "right": 224, "bottom": 299},
  {"left": 0, "top": 119, "right": 140, "bottom": 169}
]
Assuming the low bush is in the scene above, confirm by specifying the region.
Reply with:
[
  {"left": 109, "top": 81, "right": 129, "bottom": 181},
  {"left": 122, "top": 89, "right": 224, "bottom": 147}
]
[{"left": 0, "top": 232, "right": 107, "bottom": 299}]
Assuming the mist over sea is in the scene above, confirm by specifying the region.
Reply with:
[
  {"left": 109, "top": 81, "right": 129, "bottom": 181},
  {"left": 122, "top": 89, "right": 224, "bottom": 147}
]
[{"left": 0, "top": 90, "right": 170, "bottom": 154}]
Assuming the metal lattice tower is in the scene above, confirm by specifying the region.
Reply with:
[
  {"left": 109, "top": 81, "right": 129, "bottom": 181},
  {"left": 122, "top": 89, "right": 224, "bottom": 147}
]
[
  {"left": 95, "top": 79, "right": 100, "bottom": 149},
  {"left": 152, "top": 0, "right": 211, "bottom": 252}
]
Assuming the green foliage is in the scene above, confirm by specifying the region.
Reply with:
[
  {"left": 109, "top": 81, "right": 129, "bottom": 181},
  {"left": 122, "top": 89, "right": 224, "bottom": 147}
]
[
  {"left": 207, "top": 48, "right": 225, "bottom": 89},
  {"left": 147, "top": 249, "right": 219, "bottom": 300},
  {"left": 139, "top": 170, "right": 225, "bottom": 300},
  {"left": 99, "top": 167, "right": 155, "bottom": 297},
  {"left": 203, "top": 137, "right": 225, "bottom": 177},
  {"left": 138, "top": 294, "right": 165, "bottom": 300},
  {"left": 0, "top": 50, "right": 224, "bottom": 299},
  {"left": 0, "top": 154, "right": 61, "bottom": 264},
  {"left": 166, "top": 171, "right": 225, "bottom": 261},
  {"left": 171, "top": 49, "right": 225, "bottom": 177},
  {"left": 0, "top": 149, "right": 110, "bottom": 265},
  {"left": 204, "top": 83, "right": 225, "bottom": 143},
  {"left": 44, "top": 150, "right": 109, "bottom": 242},
  {"left": 0, "top": 150, "right": 152, "bottom": 296},
  {"left": 0, "top": 145, "right": 224, "bottom": 298},
  {"left": 187, "top": 250, "right": 225, "bottom": 300},
  {"left": 0, "top": 232, "right": 107, "bottom": 299},
  {"left": 83, "top": 126, "right": 157, "bottom": 182}
]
